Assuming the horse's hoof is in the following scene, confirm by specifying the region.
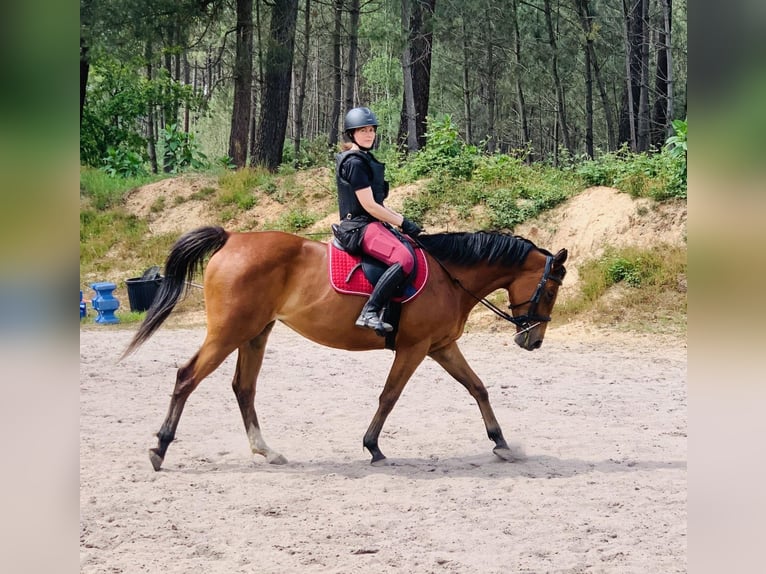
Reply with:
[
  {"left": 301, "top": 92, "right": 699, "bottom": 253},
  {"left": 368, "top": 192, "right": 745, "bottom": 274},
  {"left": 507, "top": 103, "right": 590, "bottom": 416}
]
[
  {"left": 267, "top": 453, "right": 288, "bottom": 465},
  {"left": 493, "top": 443, "right": 526, "bottom": 462},
  {"left": 149, "top": 449, "right": 164, "bottom": 471},
  {"left": 370, "top": 456, "right": 391, "bottom": 467}
]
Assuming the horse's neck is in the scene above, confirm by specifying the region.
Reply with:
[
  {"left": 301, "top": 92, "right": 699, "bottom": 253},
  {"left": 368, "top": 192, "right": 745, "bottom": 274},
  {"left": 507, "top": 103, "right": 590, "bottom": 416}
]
[{"left": 448, "top": 263, "right": 519, "bottom": 301}]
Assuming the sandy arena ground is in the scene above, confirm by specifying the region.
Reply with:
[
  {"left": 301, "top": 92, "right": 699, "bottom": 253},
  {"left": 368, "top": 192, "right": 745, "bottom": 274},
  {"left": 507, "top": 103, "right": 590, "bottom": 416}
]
[{"left": 80, "top": 322, "right": 686, "bottom": 573}]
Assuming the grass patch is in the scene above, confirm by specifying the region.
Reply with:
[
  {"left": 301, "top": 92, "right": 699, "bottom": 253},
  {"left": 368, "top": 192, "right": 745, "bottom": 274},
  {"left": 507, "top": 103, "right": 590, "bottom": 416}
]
[
  {"left": 80, "top": 209, "right": 148, "bottom": 270},
  {"left": 263, "top": 209, "right": 318, "bottom": 232},
  {"left": 401, "top": 157, "right": 581, "bottom": 230},
  {"left": 189, "top": 186, "right": 217, "bottom": 200},
  {"left": 558, "top": 244, "right": 687, "bottom": 334},
  {"left": 575, "top": 144, "right": 686, "bottom": 201},
  {"left": 80, "top": 166, "right": 163, "bottom": 210},
  {"left": 81, "top": 308, "right": 146, "bottom": 326},
  {"left": 216, "top": 167, "right": 273, "bottom": 211},
  {"left": 150, "top": 196, "right": 166, "bottom": 213},
  {"left": 80, "top": 207, "right": 177, "bottom": 276}
]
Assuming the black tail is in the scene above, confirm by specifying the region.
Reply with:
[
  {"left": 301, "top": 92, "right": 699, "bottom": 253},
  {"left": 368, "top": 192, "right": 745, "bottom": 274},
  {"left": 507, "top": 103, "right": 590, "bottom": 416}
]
[{"left": 121, "top": 226, "right": 229, "bottom": 359}]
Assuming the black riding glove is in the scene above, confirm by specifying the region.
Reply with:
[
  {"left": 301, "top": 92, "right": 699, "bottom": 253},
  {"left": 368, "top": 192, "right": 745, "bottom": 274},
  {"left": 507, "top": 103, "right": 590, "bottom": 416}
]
[{"left": 400, "top": 218, "right": 423, "bottom": 238}]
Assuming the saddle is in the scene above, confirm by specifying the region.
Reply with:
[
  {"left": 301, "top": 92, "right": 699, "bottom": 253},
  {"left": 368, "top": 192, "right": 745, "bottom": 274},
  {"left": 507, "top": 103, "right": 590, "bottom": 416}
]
[
  {"left": 327, "top": 238, "right": 429, "bottom": 350},
  {"left": 327, "top": 239, "right": 428, "bottom": 302}
]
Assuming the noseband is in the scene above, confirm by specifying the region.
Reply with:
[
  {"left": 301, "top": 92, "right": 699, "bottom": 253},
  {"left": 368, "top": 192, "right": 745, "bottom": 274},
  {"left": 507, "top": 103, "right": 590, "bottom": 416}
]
[{"left": 507, "top": 255, "right": 564, "bottom": 328}]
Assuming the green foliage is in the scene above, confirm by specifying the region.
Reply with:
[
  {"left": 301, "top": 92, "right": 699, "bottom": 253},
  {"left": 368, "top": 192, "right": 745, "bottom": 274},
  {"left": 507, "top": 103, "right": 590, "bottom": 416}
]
[
  {"left": 161, "top": 123, "right": 208, "bottom": 172},
  {"left": 101, "top": 143, "right": 147, "bottom": 178},
  {"left": 81, "top": 55, "right": 206, "bottom": 170},
  {"left": 80, "top": 309, "right": 145, "bottom": 326},
  {"left": 215, "top": 156, "right": 237, "bottom": 170},
  {"left": 575, "top": 143, "right": 687, "bottom": 201},
  {"left": 266, "top": 209, "right": 318, "bottom": 232},
  {"left": 407, "top": 115, "right": 479, "bottom": 180},
  {"left": 80, "top": 209, "right": 147, "bottom": 270},
  {"left": 80, "top": 166, "right": 160, "bottom": 210},
  {"left": 664, "top": 118, "right": 687, "bottom": 158},
  {"left": 150, "top": 196, "right": 166, "bottom": 213},
  {"left": 399, "top": 145, "right": 580, "bottom": 229},
  {"left": 663, "top": 118, "right": 687, "bottom": 200},
  {"left": 189, "top": 186, "right": 217, "bottom": 201},
  {"left": 568, "top": 245, "right": 686, "bottom": 308},
  {"left": 215, "top": 167, "right": 276, "bottom": 211},
  {"left": 557, "top": 244, "right": 687, "bottom": 334},
  {"left": 282, "top": 136, "right": 333, "bottom": 169},
  {"left": 607, "top": 257, "right": 643, "bottom": 287},
  {"left": 81, "top": 58, "right": 149, "bottom": 167}
]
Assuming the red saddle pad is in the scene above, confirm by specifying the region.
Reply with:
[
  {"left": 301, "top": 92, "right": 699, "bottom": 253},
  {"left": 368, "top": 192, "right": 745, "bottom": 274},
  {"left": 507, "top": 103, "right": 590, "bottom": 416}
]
[{"left": 327, "top": 241, "right": 428, "bottom": 303}]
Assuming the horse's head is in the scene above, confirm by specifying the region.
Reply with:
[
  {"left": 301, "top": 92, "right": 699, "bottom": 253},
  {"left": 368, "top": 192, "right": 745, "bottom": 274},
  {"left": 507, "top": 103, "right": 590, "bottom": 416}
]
[{"left": 507, "top": 248, "right": 568, "bottom": 351}]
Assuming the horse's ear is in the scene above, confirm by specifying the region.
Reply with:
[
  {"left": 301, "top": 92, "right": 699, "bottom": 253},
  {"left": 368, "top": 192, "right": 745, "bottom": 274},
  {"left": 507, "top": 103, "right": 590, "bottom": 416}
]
[{"left": 554, "top": 248, "right": 568, "bottom": 265}]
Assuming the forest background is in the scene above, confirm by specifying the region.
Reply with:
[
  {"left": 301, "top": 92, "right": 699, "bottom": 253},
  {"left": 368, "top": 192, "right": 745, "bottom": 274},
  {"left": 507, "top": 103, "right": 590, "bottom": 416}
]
[
  {"left": 80, "top": 0, "right": 687, "bottom": 174},
  {"left": 79, "top": 0, "right": 688, "bottom": 335}
]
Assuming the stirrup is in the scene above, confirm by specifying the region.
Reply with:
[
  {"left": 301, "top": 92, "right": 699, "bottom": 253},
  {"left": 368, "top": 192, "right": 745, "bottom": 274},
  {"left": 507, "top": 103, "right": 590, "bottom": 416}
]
[{"left": 355, "top": 311, "right": 393, "bottom": 332}]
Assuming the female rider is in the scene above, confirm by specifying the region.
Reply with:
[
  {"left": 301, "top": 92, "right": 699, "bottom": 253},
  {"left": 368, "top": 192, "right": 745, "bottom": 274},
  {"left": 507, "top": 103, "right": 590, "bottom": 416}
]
[{"left": 334, "top": 106, "right": 423, "bottom": 333}]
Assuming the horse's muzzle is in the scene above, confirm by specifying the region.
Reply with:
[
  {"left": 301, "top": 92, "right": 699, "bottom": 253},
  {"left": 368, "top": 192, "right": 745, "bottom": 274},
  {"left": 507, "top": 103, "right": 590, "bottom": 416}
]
[{"left": 514, "top": 329, "right": 543, "bottom": 351}]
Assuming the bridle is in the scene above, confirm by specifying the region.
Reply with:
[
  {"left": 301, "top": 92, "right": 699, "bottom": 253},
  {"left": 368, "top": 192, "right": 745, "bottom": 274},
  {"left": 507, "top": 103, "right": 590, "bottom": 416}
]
[
  {"left": 430, "top": 250, "right": 564, "bottom": 335},
  {"left": 506, "top": 254, "right": 565, "bottom": 331}
]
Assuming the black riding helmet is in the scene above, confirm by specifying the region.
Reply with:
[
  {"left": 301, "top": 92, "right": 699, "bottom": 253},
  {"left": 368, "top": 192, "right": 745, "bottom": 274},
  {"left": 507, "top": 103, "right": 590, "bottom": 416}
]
[
  {"left": 344, "top": 107, "right": 378, "bottom": 132},
  {"left": 343, "top": 107, "right": 378, "bottom": 150}
]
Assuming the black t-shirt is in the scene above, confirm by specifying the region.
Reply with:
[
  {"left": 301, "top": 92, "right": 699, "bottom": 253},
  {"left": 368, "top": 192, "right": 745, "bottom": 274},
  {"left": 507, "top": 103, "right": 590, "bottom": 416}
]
[{"left": 340, "top": 154, "right": 373, "bottom": 192}]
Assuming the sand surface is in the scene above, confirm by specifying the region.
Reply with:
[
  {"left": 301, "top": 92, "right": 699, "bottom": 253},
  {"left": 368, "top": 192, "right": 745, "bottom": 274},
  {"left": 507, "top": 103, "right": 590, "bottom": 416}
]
[{"left": 80, "top": 323, "right": 686, "bottom": 573}]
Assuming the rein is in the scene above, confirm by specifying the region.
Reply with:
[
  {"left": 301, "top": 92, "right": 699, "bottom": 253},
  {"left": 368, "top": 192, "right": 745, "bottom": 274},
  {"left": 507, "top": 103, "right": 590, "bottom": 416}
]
[{"left": 412, "top": 236, "right": 561, "bottom": 332}]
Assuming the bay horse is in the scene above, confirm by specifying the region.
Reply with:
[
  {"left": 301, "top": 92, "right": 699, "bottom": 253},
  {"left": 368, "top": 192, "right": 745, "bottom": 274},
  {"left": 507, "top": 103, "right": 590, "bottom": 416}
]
[{"left": 123, "top": 226, "right": 567, "bottom": 470}]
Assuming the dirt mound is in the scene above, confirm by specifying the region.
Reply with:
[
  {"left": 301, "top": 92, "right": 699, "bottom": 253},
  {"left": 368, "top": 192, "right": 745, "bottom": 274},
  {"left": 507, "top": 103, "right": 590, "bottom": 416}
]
[
  {"left": 124, "top": 174, "right": 220, "bottom": 235},
  {"left": 123, "top": 175, "right": 686, "bottom": 304},
  {"left": 515, "top": 186, "right": 686, "bottom": 300}
]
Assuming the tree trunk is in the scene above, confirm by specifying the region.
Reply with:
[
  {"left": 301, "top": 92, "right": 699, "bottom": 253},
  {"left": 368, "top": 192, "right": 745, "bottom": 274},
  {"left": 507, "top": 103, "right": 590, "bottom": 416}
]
[
  {"left": 636, "top": 0, "right": 650, "bottom": 151},
  {"left": 329, "top": 0, "right": 343, "bottom": 148},
  {"left": 252, "top": 0, "right": 299, "bottom": 171},
  {"left": 589, "top": 41, "right": 616, "bottom": 151},
  {"left": 652, "top": 0, "right": 672, "bottom": 147},
  {"left": 229, "top": 0, "right": 254, "bottom": 168},
  {"left": 510, "top": 0, "right": 530, "bottom": 161},
  {"left": 485, "top": 12, "right": 496, "bottom": 153},
  {"left": 249, "top": 0, "right": 265, "bottom": 162},
  {"left": 400, "top": 0, "right": 419, "bottom": 152},
  {"left": 145, "top": 41, "right": 158, "bottom": 174},
  {"left": 80, "top": 36, "right": 89, "bottom": 126},
  {"left": 620, "top": 0, "right": 642, "bottom": 149},
  {"left": 461, "top": 16, "right": 472, "bottom": 145},
  {"left": 543, "top": 0, "right": 571, "bottom": 154},
  {"left": 574, "top": 0, "right": 594, "bottom": 158},
  {"left": 583, "top": 30, "right": 593, "bottom": 158},
  {"left": 344, "top": 0, "right": 360, "bottom": 111},
  {"left": 183, "top": 51, "right": 191, "bottom": 134},
  {"left": 293, "top": 0, "right": 312, "bottom": 159},
  {"left": 665, "top": 0, "right": 674, "bottom": 128},
  {"left": 411, "top": 0, "right": 435, "bottom": 149}
]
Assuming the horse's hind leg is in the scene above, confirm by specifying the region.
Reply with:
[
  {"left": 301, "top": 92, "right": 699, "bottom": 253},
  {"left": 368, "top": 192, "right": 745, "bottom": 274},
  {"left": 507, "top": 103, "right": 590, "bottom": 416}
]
[
  {"left": 429, "top": 342, "right": 522, "bottom": 462},
  {"left": 231, "top": 321, "right": 287, "bottom": 465},
  {"left": 150, "top": 337, "right": 234, "bottom": 471}
]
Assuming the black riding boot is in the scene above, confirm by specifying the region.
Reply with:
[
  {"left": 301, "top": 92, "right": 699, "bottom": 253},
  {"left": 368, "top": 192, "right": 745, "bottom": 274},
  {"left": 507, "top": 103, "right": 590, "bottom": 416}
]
[{"left": 355, "top": 263, "right": 406, "bottom": 332}]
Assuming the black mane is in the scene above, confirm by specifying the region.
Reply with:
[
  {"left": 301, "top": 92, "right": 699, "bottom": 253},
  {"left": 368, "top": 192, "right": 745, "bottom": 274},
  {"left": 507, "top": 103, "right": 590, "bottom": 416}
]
[{"left": 416, "top": 231, "right": 542, "bottom": 266}]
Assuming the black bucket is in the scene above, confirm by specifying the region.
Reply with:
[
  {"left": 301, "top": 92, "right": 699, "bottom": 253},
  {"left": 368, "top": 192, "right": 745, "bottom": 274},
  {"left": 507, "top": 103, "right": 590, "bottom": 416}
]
[{"left": 126, "top": 266, "right": 163, "bottom": 312}]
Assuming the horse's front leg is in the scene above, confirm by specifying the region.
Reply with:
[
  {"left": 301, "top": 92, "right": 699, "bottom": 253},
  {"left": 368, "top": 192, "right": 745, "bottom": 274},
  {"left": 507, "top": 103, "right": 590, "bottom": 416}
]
[
  {"left": 232, "top": 322, "right": 287, "bottom": 465},
  {"left": 429, "top": 342, "right": 522, "bottom": 462},
  {"left": 363, "top": 343, "right": 429, "bottom": 465}
]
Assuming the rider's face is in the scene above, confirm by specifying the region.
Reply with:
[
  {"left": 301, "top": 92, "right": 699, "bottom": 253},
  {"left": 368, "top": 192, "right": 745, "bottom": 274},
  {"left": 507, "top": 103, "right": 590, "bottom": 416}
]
[{"left": 353, "top": 125, "right": 376, "bottom": 147}]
